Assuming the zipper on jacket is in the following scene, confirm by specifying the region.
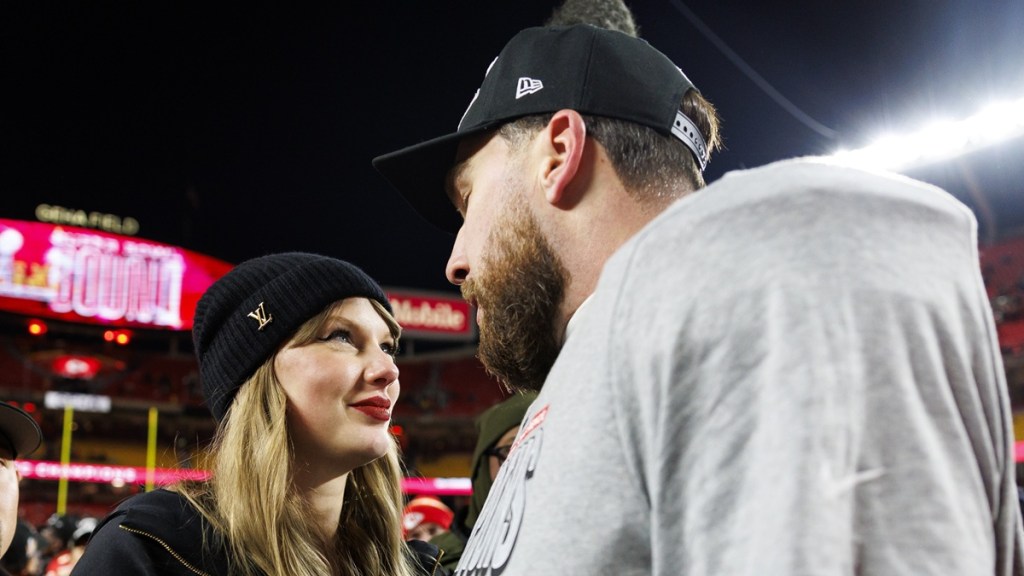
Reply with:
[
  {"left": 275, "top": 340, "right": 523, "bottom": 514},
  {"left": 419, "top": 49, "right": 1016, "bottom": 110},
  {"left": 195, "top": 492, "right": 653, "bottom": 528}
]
[
  {"left": 119, "top": 524, "right": 212, "bottom": 576},
  {"left": 429, "top": 548, "right": 444, "bottom": 576}
]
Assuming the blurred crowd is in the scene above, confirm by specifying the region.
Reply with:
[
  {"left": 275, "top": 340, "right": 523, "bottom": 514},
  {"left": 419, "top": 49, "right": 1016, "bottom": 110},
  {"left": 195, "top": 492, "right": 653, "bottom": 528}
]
[{"left": 2, "top": 513, "right": 97, "bottom": 576}]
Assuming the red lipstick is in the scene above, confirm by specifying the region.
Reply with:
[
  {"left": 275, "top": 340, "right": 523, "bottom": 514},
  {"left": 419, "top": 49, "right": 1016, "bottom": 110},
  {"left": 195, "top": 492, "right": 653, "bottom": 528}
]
[{"left": 350, "top": 396, "right": 391, "bottom": 422}]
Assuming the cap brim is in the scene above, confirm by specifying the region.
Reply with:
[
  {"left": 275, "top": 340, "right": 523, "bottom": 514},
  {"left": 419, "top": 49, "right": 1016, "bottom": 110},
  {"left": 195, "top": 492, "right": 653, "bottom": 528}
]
[
  {"left": 0, "top": 403, "right": 42, "bottom": 458},
  {"left": 373, "top": 127, "right": 488, "bottom": 235}
]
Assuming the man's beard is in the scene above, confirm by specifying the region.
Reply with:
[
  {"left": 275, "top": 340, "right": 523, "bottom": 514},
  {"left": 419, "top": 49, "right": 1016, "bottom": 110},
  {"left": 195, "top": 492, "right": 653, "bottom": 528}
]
[{"left": 462, "top": 197, "right": 567, "bottom": 393}]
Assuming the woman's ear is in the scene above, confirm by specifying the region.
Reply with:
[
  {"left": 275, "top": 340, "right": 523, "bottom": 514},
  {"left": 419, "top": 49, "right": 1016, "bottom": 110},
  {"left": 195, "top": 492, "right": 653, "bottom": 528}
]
[{"left": 539, "top": 109, "right": 586, "bottom": 206}]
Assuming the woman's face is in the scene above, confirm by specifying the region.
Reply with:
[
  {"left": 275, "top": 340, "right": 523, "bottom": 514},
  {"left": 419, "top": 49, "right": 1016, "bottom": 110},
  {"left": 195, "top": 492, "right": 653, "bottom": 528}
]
[{"left": 275, "top": 297, "right": 400, "bottom": 474}]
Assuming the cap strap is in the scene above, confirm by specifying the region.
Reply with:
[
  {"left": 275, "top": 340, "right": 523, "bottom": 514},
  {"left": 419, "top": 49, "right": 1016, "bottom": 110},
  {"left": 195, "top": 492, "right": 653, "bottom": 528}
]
[{"left": 671, "top": 110, "right": 708, "bottom": 172}]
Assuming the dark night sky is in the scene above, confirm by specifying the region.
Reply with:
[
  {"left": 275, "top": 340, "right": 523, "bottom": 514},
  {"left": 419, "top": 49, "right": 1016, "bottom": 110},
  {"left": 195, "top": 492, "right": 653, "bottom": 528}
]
[{"left": 3, "top": 1, "right": 1023, "bottom": 297}]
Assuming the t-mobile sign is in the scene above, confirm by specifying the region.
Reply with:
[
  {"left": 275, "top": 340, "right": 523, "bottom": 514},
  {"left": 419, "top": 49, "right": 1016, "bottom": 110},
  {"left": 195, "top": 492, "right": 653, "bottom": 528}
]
[{"left": 386, "top": 289, "right": 476, "bottom": 341}]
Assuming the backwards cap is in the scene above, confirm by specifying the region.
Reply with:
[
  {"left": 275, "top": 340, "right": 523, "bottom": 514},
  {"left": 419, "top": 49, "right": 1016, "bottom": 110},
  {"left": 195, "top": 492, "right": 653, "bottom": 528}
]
[{"left": 372, "top": 24, "right": 707, "bottom": 234}]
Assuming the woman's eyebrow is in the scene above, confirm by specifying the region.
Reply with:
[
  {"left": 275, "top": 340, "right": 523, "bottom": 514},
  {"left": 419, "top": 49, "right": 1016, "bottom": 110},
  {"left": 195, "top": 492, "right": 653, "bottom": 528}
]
[{"left": 325, "top": 313, "right": 393, "bottom": 342}]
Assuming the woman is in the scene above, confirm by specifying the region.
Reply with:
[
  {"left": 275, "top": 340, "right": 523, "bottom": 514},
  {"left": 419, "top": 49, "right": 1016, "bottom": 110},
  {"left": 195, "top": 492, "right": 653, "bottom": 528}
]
[{"left": 73, "top": 252, "right": 445, "bottom": 576}]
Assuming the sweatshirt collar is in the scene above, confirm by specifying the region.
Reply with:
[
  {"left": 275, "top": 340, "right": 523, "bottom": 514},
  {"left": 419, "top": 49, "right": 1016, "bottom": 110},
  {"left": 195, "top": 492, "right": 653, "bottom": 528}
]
[{"left": 563, "top": 294, "right": 594, "bottom": 344}]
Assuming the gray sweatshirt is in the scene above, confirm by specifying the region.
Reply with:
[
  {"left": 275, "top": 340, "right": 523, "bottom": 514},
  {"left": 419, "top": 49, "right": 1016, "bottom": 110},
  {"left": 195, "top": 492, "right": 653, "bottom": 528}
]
[{"left": 455, "top": 158, "right": 1023, "bottom": 575}]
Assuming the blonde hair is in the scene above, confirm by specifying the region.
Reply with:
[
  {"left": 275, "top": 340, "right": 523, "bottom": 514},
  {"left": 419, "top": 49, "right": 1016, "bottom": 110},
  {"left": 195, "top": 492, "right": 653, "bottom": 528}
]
[{"left": 179, "top": 299, "right": 415, "bottom": 576}]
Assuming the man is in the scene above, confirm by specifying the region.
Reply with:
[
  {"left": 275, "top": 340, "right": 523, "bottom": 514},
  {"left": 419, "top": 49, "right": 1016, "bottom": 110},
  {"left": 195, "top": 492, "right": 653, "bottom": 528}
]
[
  {"left": 374, "top": 24, "right": 1023, "bottom": 575},
  {"left": 430, "top": 392, "right": 537, "bottom": 571},
  {"left": 44, "top": 516, "right": 96, "bottom": 576},
  {"left": 402, "top": 497, "right": 455, "bottom": 543},
  {"left": 1, "top": 402, "right": 42, "bottom": 560}
]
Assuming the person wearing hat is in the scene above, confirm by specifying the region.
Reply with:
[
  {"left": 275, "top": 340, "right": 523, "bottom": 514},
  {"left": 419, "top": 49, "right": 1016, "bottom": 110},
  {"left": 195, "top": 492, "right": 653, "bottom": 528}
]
[
  {"left": 43, "top": 516, "right": 97, "bottom": 576},
  {"left": 401, "top": 497, "right": 454, "bottom": 543},
  {"left": 73, "top": 252, "right": 447, "bottom": 576},
  {"left": 1, "top": 518, "right": 42, "bottom": 576},
  {"left": 1, "top": 402, "right": 42, "bottom": 562},
  {"left": 429, "top": 392, "right": 535, "bottom": 571},
  {"left": 373, "top": 19, "right": 1022, "bottom": 576}
]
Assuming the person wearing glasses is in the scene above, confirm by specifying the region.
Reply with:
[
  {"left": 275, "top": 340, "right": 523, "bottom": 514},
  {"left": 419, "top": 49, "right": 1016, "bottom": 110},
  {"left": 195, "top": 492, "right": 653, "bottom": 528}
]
[{"left": 430, "top": 392, "right": 537, "bottom": 572}]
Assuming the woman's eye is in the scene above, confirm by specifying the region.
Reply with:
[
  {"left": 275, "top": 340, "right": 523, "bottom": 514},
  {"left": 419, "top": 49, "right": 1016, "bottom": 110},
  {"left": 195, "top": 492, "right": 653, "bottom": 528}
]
[
  {"left": 381, "top": 342, "right": 399, "bottom": 357},
  {"left": 320, "top": 329, "right": 352, "bottom": 343}
]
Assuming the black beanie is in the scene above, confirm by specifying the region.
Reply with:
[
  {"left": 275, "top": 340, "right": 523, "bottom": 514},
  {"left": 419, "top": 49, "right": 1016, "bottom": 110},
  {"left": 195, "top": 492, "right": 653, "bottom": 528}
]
[{"left": 192, "top": 252, "right": 393, "bottom": 422}]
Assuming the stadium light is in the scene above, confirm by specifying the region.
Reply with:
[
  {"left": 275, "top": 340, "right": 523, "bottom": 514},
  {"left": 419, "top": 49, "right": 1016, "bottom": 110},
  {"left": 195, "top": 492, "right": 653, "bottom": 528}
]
[
  {"left": 27, "top": 319, "right": 48, "bottom": 336},
  {"left": 830, "top": 96, "right": 1024, "bottom": 172},
  {"left": 103, "top": 329, "right": 132, "bottom": 345}
]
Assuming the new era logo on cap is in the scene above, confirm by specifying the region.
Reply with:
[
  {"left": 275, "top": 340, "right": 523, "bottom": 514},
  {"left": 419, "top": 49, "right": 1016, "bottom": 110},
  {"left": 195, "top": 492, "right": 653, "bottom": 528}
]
[
  {"left": 372, "top": 25, "right": 710, "bottom": 234},
  {"left": 516, "top": 77, "right": 544, "bottom": 99}
]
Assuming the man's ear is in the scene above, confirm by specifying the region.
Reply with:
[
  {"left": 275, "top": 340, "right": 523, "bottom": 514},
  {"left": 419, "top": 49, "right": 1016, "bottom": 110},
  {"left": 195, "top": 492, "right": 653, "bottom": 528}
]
[{"left": 539, "top": 109, "right": 586, "bottom": 206}]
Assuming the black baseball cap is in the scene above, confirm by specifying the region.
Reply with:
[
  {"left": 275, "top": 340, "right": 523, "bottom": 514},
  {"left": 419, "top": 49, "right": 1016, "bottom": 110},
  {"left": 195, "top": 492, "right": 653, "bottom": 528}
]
[
  {"left": 0, "top": 402, "right": 42, "bottom": 459},
  {"left": 372, "top": 24, "right": 708, "bottom": 234}
]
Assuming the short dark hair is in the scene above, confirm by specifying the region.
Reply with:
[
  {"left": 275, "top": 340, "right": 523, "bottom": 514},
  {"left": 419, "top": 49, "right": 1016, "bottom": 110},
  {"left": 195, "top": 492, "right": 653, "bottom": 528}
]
[
  {"left": 544, "top": 0, "right": 639, "bottom": 37},
  {"left": 498, "top": 88, "right": 721, "bottom": 198}
]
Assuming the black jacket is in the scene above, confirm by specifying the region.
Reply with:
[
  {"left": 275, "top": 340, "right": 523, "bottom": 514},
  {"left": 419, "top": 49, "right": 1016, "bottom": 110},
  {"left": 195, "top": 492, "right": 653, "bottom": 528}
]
[
  {"left": 71, "top": 489, "right": 448, "bottom": 576},
  {"left": 71, "top": 489, "right": 228, "bottom": 576}
]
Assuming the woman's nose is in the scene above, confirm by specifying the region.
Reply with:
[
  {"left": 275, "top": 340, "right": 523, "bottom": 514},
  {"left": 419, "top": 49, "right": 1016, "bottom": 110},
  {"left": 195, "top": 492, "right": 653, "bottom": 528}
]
[{"left": 366, "top": 350, "right": 399, "bottom": 386}]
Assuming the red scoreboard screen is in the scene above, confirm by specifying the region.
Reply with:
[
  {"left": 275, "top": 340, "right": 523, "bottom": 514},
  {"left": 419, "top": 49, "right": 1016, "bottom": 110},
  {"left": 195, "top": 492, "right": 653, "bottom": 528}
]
[{"left": 0, "top": 218, "right": 233, "bottom": 331}]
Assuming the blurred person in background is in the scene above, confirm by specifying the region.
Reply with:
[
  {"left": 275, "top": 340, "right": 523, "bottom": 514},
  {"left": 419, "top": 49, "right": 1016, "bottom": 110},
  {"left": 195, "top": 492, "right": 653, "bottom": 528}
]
[
  {"left": 1, "top": 519, "right": 42, "bottom": 576},
  {"left": 36, "top": 515, "right": 77, "bottom": 575},
  {"left": 73, "top": 253, "right": 447, "bottom": 576},
  {"left": 44, "top": 517, "right": 96, "bottom": 576},
  {"left": 1, "top": 402, "right": 43, "bottom": 561},
  {"left": 402, "top": 497, "right": 454, "bottom": 543},
  {"left": 429, "top": 392, "right": 536, "bottom": 571}
]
